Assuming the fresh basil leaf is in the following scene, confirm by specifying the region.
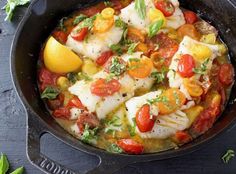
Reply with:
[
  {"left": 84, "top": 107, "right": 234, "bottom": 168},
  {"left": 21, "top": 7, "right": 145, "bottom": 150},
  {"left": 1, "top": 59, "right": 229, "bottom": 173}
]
[
  {"left": 110, "top": 44, "right": 123, "bottom": 55},
  {"left": 148, "top": 20, "right": 164, "bottom": 38},
  {"left": 3, "top": 0, "right": 30, "bottom": 21},
  {"left": 10, "top": 167, "right": 24, "bottom": 174},
  {"left": 0, "top": 153, "right": 9, "bottom": 174},
  {"left": 41, "top": 86, "right": 60, "bottom": 100},
  {"left": 107, "top": 144, "right": 123, "bottom": 153},
  {"left": 67, "top": 72, "right": 78, "bottom": 84},
  {"left": 73, "top": 14, "right": 87, "bottom": 25},
  {"left": 127, "top": 42, "right": 139, "bottom": 54},
  {"left": 77, "top": 15, "right": 96, "bottom": 31},
  {"left": 193, "top": 58, "right": 210, "bottom": 75},
  {"left": 147, "top": 95, "right": 168, "bottom": 105},
  {"left": 128, "top": 118, "right": 136, "bottom": 137},
  {"left": 134, "top": 0, "right": 146, "bottom": 20},
  {"left": 78, "top": 72, "right": 92, "bottom": 81}
]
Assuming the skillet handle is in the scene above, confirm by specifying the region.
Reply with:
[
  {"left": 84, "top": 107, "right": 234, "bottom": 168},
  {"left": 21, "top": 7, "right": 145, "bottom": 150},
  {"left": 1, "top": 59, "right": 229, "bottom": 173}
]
[{"left": 27, "top": 112, "right": 130, "bottom": 174}]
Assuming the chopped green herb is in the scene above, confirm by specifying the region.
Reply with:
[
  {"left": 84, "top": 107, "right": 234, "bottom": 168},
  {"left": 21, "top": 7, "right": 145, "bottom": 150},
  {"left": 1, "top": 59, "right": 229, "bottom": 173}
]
[
  {"left": 105, "top": 73, "right": 116, "bottom": 82},
  {"left": 193, "top": 58, "right": 210, "bottom": 75},
  {"left": 128, "top": 118, "right": 136, "bottom": 136},
  {"left": 58, "top": 17, "right": 68, "bottom": 32},
  {"left": 147, "top": 95, "right": 168, "bottom": 105},
  {"left": 41, "top": 86, "right": 60, "bottom": 100},
  {"left": 151, "top": 71, "right": 165, "bottom": 84},
  {"left": 73, "top": 14, "right": 87, "bottom": 25},
  {"left": 115, "top": 18, "right": 127, "bottom": 29},
  {"left": 0, "top": 153, "right": 9, "bottom": 174},
  {"left": 3, "top": 0, "right": 30, "bottom": 21},
  {"left": 81, "top": 124, "right": 99, "bottom": 144},
  {"left": 127, "top": 42, "right": 139, "bottom": 54},
  {"left": 108, "top": 57, "right": 127, "bottom": 76},
  {"left": 135, "top": 0, "right": 146, "bottom": 20},
  {"left": 107, "top": 144, "right": 123, "bottom": 153},
  {"left": 129, "top": 58, "right": 140, "bottom": 62},
  {"left": 222, "top": 149, "right": 235, "bottom": 164},
  {"left": 78, "top": 72, "right": 93, "bottom": 81},
  {"left": 148, "top": 20, "right": 164, "bottom": 38},
  {"left": 104, "top": 0, "right": 113, "bottom": 6},
  {"left": 110, "top": 44, "right": 123, "bottom": 55},
  {"left": 77, "top": 15, "right": 96, "bottom": 31},
  {"left": 10, "top": 167, "right": 24, "bottom": 174},
  {"left": 104, "top": 116, "right": 122, "bottom": 137}
]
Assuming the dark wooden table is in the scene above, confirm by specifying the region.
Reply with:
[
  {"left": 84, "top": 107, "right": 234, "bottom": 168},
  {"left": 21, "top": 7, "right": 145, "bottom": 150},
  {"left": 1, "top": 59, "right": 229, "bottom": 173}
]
[{"left": 1, "top": 0, "right": 236, "bottom": 174}]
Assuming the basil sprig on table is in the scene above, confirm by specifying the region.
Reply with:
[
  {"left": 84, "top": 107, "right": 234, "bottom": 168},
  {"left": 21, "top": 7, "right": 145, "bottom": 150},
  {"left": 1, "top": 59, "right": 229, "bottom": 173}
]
[
  {"left": 0, "top": 153, "right": 24, "bottom": 174},
  {"left": 135, "top": 0, "right": 146, "bottom": 20},
  {"left": 3, "top": 0, "right": 30, "bottom": 21},
  {"left": 222, "top": 149, "right": 235, "bottom": 164},
  {"left": 148, "top": 20, "right": 164, "bottom": 38}
]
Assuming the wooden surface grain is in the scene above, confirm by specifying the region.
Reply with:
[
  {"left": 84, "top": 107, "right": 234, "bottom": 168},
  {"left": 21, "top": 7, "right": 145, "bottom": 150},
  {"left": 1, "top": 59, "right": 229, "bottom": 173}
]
[{"left": 1, "top": 0, "right": 236, "bottom": 174}]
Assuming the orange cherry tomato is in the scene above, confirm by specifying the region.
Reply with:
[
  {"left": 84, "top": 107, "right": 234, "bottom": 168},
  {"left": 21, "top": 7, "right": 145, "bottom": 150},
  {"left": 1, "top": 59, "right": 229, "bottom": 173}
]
[
  {"left": 71, "top": 27, "right": 88, "bottom": 41},
  {"left": 128, "top": 57, "right": 153, "bottom": 78},
  {"left": 154, "top": 0, "right": 175, "bottom": 17},
  {"left": 218, "top": 63, "right": 234, "bottom": 86},
  {"left": 117, "top": 139, "right": 144, "bottom": 154},
  {"left": 91, "top": 78, "right": 121, "bottom": 97},
  {"left": 183, "top": 11, "right": 198, "bottom": 24},
  {"left": 136, "top": 104, "right": 155, "bottom": 132},
  {"left": 96, "top": 50, "right": 114, "bottom": 66},
  {"left": 177, "top": 54, "right": 195, "bottom": 78},
  {"left": 177, "top": 24, "right": 201, "bottom": 40}
]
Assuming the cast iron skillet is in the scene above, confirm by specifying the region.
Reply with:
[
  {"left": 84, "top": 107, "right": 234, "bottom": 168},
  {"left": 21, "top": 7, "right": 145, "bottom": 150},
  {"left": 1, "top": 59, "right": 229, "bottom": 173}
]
[{"left": 10, "top": 0, "right": 236, "bottom": 173}]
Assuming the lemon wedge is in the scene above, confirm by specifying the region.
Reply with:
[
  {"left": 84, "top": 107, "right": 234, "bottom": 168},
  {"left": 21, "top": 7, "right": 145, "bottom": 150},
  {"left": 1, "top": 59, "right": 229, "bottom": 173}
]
[{"left": 43, "top": 37, "right": 82, "bottom": 73}]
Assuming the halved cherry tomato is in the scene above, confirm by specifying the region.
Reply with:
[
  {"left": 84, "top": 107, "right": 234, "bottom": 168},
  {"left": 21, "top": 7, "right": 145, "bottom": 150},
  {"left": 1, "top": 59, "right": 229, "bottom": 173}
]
[
  {"left": 52, "top": 31, "right": 68, "bottom": 44},
  {"left": 174, "top": 131, "right": 192, "bottom": 144},
  {"left": 183, "top": 11, "right": 198, "bottom": 24},
  {"left": 128, "top": 57, "right": 153, "bottom": 78},
  {"left": 93, "top": 16, "right": 114, "bottom": 33},
  {"left": 157, "top": 88, "right": 186, "bottom": 115},
  {"left": 177, "top": 24, "right": 201, "bottom": 40},
  {"left": 67, "top": 97, "right": 85, "bottom": 110},
  {"left": 96, "top": 51, "right": 114, "bottom": 66},
  {"left": 136, "top": 104, "right": 155, "bottom": 132},
  {"left": 177, "top": 54, "right": 195, "bottom": 78},
  {"left": 117, "top": 139, "right": 144, "bottom": 154},
  {"left": 127, "top": 26, "right": 146, "bottom": 43},
  {"left": 154, "top": 0, "right": 175, "bottom": 17},
  {"left": 218, "top": 63, "right": 234, "bottom": 86},
  {"left": 52, "top": 107, "right": 70, "bottom": 119},
  {"left": 71, "top": 27, "right": 88, "bottom": 41},
  {"left": 91, "top": 78, "right": 121, "bottom": 97},
  {"left": 183, "top": 78, "right": 203, "bottom": 97}
]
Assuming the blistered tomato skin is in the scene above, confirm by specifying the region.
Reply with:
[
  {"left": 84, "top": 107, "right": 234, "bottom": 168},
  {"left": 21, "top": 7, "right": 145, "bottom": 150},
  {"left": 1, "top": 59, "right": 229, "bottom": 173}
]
[
  {"left": 177, "top": 54, "right": 195, "bottom": 78},
  {"left": 218, "top": 63, "right": 234, "bottom": 86},
  {"left": 154, "top": 0, "right": 175, "bottom": 17},
  {"left": 136, "top": 105, "right": 155, "bottom": 132},
  {"left": 183, "top": 11, "right": 198, "bottom": 24},
  {"left": 117, "top": 139, "right": 144, "bottom": 154}
]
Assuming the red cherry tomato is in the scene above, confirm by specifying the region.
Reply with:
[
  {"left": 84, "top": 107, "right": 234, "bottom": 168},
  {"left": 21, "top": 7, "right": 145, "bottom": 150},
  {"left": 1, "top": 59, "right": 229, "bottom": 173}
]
[
  {"left": 154, "top": 0, "right": 175, "bottom": 17},
  {"left": 77, "top": 112, "right": 100, "bottom": 132},
  {"left": 177, "top": 54, "right": 195, "bottom": 78},
  {"left": 136, "top": 104, "right": 155, "bottom": 132},
  {"left": 183, "top": 11, "right": 198, "bottom": 24},
  {"left": 71, "top": 27, "right": 88, "bottom": 41},
  {"left": 218, "top": 63, "right": 234, "bottom": 86},
  {"left": 52, "top": 107, "right": 70, "bottom": 119},
  {"left": 174, "top": 131, "right": 192, "bottom": 144},
  {"left": 67, "top": 97, "right": 86, "bottom": 110},
  {"left": 117, "top": 139, "right": 144, "bottom": 154},
  {"left": 52, "top": 31, "right": 68, "bottom": 44},
  {"left": 39, "top": 68, "right": 59, "bottom": 91},
  {"left": 96, "top": 51, "right": 114, "bottom": 66},
  {"left": 192, "top": 106, "right": 220, "bottom": 134},
  {"left": 91, "top": 78, "right": 121, "bottom": 97}
]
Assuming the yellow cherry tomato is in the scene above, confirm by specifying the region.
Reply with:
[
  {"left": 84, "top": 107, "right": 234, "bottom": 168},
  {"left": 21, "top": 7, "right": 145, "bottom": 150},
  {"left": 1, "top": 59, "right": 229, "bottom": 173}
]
[
  {"left": 190, "top": 43, "right": 212, "bottom": 62},
  {"left": 44, "top": 37, "right": 82, "bottom": 73},
  {"left": 101, "top": 7, "right": 115, "bottom": 19},
  {"left": 148, "top": 8, "right": 166, "bottom": 26},
  {"left": 183, "top": 78, "right": 203, "bottom": 97},
  {"left": 93, "top": 15, "right": 114, "bottom": 33}
]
